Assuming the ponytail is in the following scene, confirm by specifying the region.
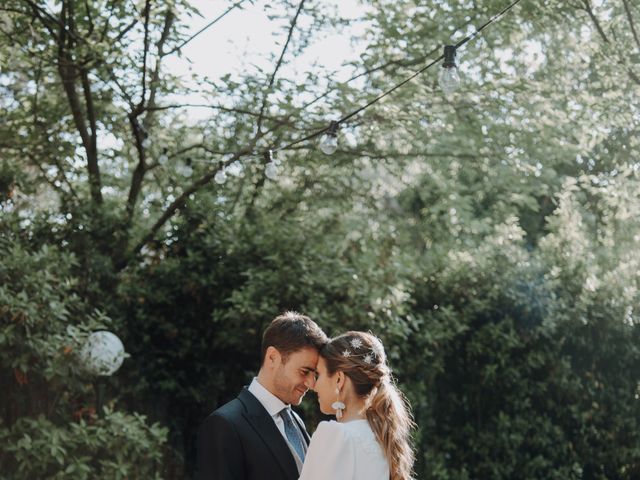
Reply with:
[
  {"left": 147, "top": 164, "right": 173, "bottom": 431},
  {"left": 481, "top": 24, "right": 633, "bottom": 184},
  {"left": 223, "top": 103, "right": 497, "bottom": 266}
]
[{"left": 366, "top": 378, "right": 415, "bottom": 480}]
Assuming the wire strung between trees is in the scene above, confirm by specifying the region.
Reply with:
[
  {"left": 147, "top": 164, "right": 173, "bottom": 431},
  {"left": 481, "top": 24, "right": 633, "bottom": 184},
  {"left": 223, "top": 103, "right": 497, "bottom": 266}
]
[
  {"left": 456, "top": 0, "right": 524, "bottom": 49},
  {"left": 169, "top": 0, "right": 525, "bottom": 171},
  {"left": 164, "top": 0, "right": 248, "bottom": 57},
  {"left": 271, "top": 0, "right": 526, "bottom": 154}
]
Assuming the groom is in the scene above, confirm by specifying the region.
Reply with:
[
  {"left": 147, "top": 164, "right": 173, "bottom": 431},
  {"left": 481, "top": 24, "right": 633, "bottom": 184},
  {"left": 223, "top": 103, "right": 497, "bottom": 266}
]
[{"left": 197, "top": 311, "right": 328, "bottom": 480}]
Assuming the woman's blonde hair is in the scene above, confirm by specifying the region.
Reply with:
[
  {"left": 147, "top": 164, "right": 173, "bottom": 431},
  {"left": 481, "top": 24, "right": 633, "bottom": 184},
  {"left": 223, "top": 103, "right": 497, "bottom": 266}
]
[{"left": 321, "top": 331, "right": 415, "bottom": 480}]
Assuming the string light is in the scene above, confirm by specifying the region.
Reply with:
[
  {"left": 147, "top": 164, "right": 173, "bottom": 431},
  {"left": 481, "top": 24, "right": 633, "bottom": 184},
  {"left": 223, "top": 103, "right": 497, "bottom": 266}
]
[
  {"left": 158, "top": 0, "right": 524, "bottom": 186},
  {"left": 264, "top": 150, "right": 279, "bottom": 179},
  {"left": 158, "top": 148, "right": 169, "bottom": 165},
  {"left": 279, "top": 0, "right": 523, "bottom": 157},
  {"left": 319, "top": 121, "right": 339, "bottom": 155},
  {"left": 181, "top": 158, "right": 193, "bottom": 178},
  {"left": 439, "top": 45, "right": 461, "bottom": 97},
  {"left": 214, "top": 167, "right": 227, "bottom": 185}
]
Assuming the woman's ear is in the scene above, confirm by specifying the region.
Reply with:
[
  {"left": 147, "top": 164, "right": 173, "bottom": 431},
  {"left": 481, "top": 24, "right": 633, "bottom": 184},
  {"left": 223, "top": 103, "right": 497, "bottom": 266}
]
[{"left": 336, "top": 371, "right": 345, "bottom": 389}]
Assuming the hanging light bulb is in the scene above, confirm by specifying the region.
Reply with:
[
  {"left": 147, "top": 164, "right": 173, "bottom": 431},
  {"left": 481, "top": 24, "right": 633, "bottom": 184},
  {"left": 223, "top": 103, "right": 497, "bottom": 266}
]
[
  {"left": 265, "top": 163, "right": 279, "bottom": 180},
  {"left": 214, "top": 167, "right": 227, "bottom": 185},
  {"left": 264, "top": 150, "right": 279, "bottom": 180},
  {"left": 438, "top": 45, "right": 461, "bottom": 97},
  {"left": 181, "top": 158, "right": 193, "bottom": 178},
  {"left": 319, "top": 121, "right": 340, "bottom": 155},
  {"left": 158, "top": 147, "right": 169, "bottom": 165}
]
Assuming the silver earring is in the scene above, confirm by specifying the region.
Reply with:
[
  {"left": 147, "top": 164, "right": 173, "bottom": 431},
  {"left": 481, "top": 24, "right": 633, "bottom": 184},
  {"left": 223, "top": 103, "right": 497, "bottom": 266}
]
[{"left": 331, "top": 387, "right": 345, "bottom": 419}]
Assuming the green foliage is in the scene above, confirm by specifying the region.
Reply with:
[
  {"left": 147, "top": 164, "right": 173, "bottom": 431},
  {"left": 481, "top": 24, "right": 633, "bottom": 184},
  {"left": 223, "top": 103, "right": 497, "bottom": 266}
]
[
  {"left": 0, "top": 235, "right": 96, "bottom": 385},
  {"left": 0, "top": 411, "right": 166, "bottom": 480},
  {"left": 1, "top": 0, "right": 640, "bottom": 478},
  {"left": 0, "top": 232, "right": 167, "bottom": 479},
  {"left": 399, "top": 186, "right": 640, "bottom": 479}
]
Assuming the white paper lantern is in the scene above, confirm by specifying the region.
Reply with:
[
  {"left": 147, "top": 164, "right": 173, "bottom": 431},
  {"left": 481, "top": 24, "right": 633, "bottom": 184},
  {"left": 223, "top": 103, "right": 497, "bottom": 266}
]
[{"left": 80, "top": 331, "right": 126, "bottom": 376}]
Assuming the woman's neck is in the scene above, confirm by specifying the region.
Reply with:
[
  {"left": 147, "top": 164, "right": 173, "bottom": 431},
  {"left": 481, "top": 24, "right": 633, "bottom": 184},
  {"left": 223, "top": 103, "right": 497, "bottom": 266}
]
[{"left": 339, "top": 399, "right": 367, "bottom": 422}]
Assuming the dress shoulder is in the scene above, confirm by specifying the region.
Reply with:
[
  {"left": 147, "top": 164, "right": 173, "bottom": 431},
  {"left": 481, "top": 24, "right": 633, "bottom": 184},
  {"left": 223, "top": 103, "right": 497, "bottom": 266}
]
[
  {"left": 298, "top": 421, "right": 355, "bottom": 480},
  {"left": 313, "top": 420, "right": 348, "bottom": 440}
]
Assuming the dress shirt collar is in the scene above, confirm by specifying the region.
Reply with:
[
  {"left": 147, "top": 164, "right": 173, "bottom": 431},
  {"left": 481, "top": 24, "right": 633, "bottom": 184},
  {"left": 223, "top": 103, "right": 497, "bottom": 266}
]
[{"left": 248, "top": 377, "right": 288, "bottom": 416}]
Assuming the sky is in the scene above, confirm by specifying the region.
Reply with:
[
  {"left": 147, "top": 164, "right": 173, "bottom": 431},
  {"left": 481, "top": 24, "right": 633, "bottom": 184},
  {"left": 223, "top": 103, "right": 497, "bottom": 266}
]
[
  {"left": 164, "top": 0, "right": 370, "bottom": 97},
  {"left": 161, "top": 1, "right": 550, "bottom": 111}
]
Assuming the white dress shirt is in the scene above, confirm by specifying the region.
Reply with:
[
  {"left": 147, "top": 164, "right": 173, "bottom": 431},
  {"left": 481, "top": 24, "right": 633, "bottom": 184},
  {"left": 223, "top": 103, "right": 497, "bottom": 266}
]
[{"left": 248, "top": 378, "right": 305, "bottom": 472}]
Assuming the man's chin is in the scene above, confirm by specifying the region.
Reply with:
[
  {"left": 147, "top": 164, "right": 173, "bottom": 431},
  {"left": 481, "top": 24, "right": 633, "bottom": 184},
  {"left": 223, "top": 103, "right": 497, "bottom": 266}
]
[{"left": 292, "top": 390, "right": 307, "bottom": 405}]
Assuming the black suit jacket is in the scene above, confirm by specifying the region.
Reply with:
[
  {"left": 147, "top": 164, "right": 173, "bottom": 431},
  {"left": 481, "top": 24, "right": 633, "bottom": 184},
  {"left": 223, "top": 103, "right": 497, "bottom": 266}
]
[{"left": 197, "top": 388, "right": 311, "bottom": 480}]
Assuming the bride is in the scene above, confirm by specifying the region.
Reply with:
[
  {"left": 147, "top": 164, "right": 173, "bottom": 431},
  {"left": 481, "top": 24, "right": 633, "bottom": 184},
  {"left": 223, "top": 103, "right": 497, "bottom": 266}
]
[{"left": 299, "top": 331, "right": 415, "bottom": 480}]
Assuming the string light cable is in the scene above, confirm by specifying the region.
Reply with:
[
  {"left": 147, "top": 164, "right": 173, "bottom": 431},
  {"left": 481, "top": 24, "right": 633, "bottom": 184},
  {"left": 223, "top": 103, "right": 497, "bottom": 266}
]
[
  {"left": 159, "top": 0, "right": 526, "bottom": 184},
  {"left": 163, "top": 0, "right": 249, "bottom": 57},
  {"left": 271, "top": 0, "right": 526, "bottom": 157}
]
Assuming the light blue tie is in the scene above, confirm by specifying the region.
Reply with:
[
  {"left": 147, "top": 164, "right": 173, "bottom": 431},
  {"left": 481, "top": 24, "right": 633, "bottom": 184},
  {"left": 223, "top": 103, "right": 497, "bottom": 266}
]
[{"left": 280, "top": 407, "right": 306, "bottom": 461}]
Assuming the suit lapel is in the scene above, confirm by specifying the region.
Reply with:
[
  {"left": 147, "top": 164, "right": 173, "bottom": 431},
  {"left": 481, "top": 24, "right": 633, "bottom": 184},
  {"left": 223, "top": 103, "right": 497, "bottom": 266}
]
[{"left": 238, "top": 389, "right": 299, "bottom": 480}]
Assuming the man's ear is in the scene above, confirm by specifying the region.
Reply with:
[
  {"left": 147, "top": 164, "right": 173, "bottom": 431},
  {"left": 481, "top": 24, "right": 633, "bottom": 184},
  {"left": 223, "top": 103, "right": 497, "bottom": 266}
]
[{"left": 265, "top": 346, "right": 281, "bottom": 367}]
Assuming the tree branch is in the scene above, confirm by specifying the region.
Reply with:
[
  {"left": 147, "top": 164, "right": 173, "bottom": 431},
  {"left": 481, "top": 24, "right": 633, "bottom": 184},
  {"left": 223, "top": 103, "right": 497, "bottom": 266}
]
[
  {"left": 580, "top": 0, "right": 609, "bottom": 43},
  {"left": 139, "top": 0, "right": 152, "bottom": 108},
  {"left": 126, "top": 141, "right": 258, "bottom": 264},
  {"left": 126, "top": 9, "right": 175, "bottom": 222},
  {"left": 111, "top": 18, "right": 139, "bottom": 48},
  {"left": 98, "top": 0, "right": 118, "bottom": 43},
  {"left": 29, "top": 152, "right": 79, "bottom": 199},
  {"left": 29, "top": 55, "right": 80, "bottom": 200},
  {"left": 144, "top": 103, "right": 281, "bottom": 121},
  {"left": 622, "top": 0, "right": 640, "bottom": 53},
  {"left": 256, "top": 0, "right": 306, "bottom": 134},
  {"left": 579, "top": 0, "right": 640, "bottom": 85},
  {"left": 56, "top": 0, "right": 102, "bottom": 204},
  {"left": 167, "top": 143, "right": 227, "bottom": 158},
  {"left": 83, "top": 0, "right": 94, "bottom": 36},
  {"left": 129, "top": 97, "right": 298, "bottom": 256},
  {"left": 80, "top": 67, "right": 98, "bottom": 166},
  {"left": 142, "top": 9, "right": 174, "bottom": 123},
  {"left": 23, "top": 0, "right": 58, "bottom": 37},
  {"left": 110, "top": 74, "right": 136, "bottom": 107}
]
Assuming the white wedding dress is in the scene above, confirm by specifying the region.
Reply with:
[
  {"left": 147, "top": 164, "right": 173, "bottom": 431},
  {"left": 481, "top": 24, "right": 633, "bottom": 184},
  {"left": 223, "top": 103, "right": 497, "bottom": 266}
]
[{"left": 298, "top": 419, "right": 390, "bottom": 480}]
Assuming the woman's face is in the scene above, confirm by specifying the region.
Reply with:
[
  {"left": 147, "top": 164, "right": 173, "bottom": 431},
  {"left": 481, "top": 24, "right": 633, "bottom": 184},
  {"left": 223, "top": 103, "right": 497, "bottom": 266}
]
[{"left": 313, "top": 356, "right": 338, "bottom": 415}]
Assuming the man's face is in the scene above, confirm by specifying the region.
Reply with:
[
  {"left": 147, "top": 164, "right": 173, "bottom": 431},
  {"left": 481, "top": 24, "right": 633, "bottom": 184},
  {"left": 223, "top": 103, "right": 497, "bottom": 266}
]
[{"left": 273, "top": 347, "right": 319, "bottom": 405}]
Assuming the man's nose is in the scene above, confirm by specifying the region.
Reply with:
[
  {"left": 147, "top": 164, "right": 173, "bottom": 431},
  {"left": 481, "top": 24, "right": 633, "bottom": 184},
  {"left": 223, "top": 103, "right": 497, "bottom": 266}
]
[{"left": 304, "top": 374, "right": 316, "bottom": 389}]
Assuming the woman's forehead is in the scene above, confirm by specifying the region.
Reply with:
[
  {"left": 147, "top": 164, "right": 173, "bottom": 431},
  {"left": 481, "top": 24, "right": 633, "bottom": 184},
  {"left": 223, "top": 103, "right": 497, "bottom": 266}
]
[{"left": 316, "top": 356, "right": 328, "bottom": 371}]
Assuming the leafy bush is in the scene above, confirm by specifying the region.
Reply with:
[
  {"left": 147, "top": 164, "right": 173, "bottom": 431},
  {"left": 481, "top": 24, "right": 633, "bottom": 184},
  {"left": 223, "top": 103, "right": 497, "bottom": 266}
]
[
  {"left": 0, "top": 411, "right": 166, "bottom": 480},
  {"left": 403, "top": 195, "right": 640, "bottom": 479},
  {"left": 0, "top": 233, "right": 167, "bottom": 479}
]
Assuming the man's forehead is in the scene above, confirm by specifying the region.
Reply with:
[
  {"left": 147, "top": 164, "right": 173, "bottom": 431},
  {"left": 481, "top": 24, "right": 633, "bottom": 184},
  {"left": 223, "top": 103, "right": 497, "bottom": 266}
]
[{"left": 288, "top": 347, "right": 319, "bottom": 368}]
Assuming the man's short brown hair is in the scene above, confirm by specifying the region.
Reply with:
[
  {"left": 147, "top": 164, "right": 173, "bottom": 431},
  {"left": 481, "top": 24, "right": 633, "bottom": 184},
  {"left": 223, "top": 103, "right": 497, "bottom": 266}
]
[{"left": 261, "top": 311, "right": 328, "bottom": 363}]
